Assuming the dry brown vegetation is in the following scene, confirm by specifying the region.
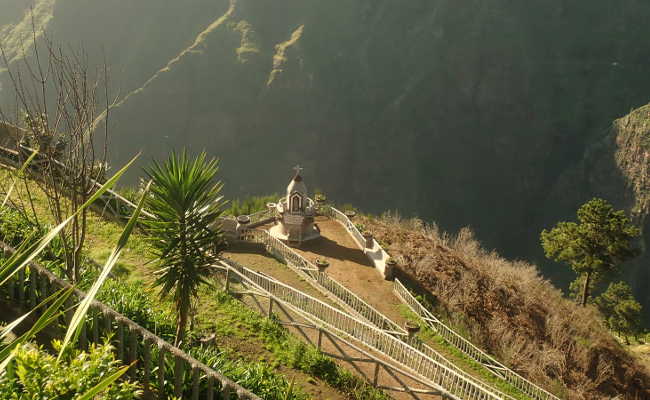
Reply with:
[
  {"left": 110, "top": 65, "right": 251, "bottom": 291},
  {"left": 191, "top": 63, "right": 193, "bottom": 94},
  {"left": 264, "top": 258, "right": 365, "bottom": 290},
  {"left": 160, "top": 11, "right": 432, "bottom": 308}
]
[{"left": 358, "top": 212, "right": 650, "bottom": 400}]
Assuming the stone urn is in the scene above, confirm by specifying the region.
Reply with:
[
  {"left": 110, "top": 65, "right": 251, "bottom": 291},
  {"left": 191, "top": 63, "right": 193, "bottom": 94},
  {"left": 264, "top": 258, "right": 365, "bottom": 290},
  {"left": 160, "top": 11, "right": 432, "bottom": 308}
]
[
  {"left": 236, "top": 215, "right": 251, "bottom": 238},
  {"left": 362, "top": 231, "right": 374, "bottom": 249},
  {"left": 405, "top": 321, "right": 420, "bottom": 338},
  {"left": 315, "top": 258, "right": 330, "bottom": 273},
  {"left": 236, "top": 215, "right": 251, "bottom": 225},
  {"left": 344, "top": 210, "right": 356, "bottom": 219},
  {"left": 384, "top": 258, "right": 397, "bottom": 281}
]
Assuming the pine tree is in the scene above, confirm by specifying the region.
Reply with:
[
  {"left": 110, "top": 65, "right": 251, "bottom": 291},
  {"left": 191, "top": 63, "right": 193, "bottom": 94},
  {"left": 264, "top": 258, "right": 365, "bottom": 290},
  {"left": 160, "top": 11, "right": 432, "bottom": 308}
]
[
  {"left": 596, "top": 281, "right": 643, "bottom": 344},
  {"left": 541, "top": 198, "right": 640, "bottom": 306}
]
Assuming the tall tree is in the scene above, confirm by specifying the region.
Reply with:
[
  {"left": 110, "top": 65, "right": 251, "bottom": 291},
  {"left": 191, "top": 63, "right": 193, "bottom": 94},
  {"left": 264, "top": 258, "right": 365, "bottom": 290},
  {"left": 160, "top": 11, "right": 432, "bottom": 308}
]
[
  {"left": 596, "top": 281, "right": 643, "bottom": 344},
  {"left": 144, "top": 151, "right": 226, "bottom": 346},
  {"left": 541, "top": 198, "right": 640, "bottom": 307}
]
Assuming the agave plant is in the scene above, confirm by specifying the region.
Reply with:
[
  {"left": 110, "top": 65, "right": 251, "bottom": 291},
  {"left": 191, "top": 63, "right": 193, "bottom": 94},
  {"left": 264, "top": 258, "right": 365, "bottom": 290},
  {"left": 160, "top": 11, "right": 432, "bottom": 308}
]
[{"left": 143, "top": 151, "right": 227, "bottom": 347}]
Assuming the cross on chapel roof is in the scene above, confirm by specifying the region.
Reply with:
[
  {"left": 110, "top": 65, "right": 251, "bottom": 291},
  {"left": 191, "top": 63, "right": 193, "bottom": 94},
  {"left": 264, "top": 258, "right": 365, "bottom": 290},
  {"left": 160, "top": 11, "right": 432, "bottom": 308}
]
[{"left": 293, "top": 165, "right": 303, "bottom": 181}]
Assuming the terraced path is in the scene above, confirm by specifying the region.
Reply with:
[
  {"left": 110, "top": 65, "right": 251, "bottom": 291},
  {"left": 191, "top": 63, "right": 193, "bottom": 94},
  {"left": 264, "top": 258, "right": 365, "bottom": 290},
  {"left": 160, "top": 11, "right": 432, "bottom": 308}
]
[{"left": 291, "top": 216, "right": 408, "bottom": 329}]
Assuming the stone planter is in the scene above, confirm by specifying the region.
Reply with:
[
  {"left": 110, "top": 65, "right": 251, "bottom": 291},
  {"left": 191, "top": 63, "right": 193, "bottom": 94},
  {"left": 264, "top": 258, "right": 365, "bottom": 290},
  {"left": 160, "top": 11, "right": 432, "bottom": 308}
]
[
  {"left": 384, "top": 258, "right": 397, "bottom": 281},
  {"left": 363, "top": 231, "right": 374, "bottom": 249},
  {"left": 405, "top": 321, "right": 420, "bottom": 338},
  {"left": 236, "top": 215, "right": 251, "bottom": 239},
  {"left": 344, "top": 210, "right": 356, "bottom": 219},
  {"left": 236, "top": 215, "right": 251, "bottom": 225},
  {"left": 315, "top": 194, "right": 326, "bottom": 204},
  {"left": 315, "top": 258, "right": 330, "bottom": 273}
]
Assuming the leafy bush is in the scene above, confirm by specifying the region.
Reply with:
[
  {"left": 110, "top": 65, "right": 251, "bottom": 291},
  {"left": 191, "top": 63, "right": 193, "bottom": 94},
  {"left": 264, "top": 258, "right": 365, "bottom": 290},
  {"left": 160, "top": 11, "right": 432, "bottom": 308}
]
[
  {"left": 0, "top": 340, "right": 140, "bottom": 399},
  {"left": 97, "top": 279, "right": 176, "bottom": 342}
]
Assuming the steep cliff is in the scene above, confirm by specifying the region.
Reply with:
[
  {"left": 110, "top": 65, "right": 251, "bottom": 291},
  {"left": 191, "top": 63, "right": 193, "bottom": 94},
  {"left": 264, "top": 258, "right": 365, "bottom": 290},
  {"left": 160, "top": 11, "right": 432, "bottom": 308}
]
[{"left": 1, "top": 0, "right": 649, "bottom": 311}]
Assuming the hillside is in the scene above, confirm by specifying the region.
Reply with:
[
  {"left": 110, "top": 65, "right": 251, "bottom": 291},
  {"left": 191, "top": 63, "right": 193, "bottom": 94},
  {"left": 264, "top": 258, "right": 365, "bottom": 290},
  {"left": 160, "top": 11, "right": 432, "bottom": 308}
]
[
  {"left": 358, "top": 212, "right": 650, "bottom": 400},
  {"left": 1, "top": 1, "right": 649, "bottom": 315}
]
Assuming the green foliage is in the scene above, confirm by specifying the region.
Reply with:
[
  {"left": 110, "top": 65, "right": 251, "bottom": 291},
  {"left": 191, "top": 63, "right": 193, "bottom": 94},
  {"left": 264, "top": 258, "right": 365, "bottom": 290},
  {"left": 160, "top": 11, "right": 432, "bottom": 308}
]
[
  {"left": 596, "top": 281, "right": 643, "bottom": 342},
  {"left": 224, "top": 194, "right": 279, "bottom": 216},
  {"left": 144, "top": 150, "right": 227, "bottom": 346},
  {"left": 97, "top": 279, "right": 176, "bottom": 342},
  {"left": 0, "top": 340, "right": 140, "bottom": 399},
  {"left": 541, "top": 198, "right": 640, "bottom": 306},
  {"left": 188, "top": 346, "right": 307, "bottom": 400},
  {"left": 211, "top": 293, "right": 390, "bottom": 400},
  {"left": 0, "top": 208, "right": 35, "bottom": 248}
]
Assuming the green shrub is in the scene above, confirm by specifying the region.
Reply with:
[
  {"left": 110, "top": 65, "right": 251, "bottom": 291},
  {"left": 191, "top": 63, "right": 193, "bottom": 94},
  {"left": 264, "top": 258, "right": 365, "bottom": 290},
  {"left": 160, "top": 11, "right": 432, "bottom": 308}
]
[
  {"left": 0, "top": 340, "right": 140, "bottom": 399},
  {"left": 97, "top": 279, "right": 176, "bottom": 342}
]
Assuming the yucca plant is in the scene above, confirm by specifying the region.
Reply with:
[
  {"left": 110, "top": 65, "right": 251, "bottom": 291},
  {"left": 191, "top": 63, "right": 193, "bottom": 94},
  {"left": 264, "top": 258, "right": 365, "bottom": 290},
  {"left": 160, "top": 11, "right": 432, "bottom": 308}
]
[{"left": 143, "top": 151, "right": 227, "bottom": 346}]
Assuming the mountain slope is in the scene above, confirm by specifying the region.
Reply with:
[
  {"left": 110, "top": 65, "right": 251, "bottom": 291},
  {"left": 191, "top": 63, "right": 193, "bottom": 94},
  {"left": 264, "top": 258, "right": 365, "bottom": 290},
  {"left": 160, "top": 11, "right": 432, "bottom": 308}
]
[{"left": 1, "top": 0, "right": 650, "bottom": 314}]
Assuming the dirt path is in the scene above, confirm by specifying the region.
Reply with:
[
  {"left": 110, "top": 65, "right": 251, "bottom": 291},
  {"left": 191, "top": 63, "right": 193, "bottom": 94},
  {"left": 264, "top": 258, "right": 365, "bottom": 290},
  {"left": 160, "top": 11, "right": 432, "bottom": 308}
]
[
  {"left": 223, "top": 241, "right": 342, "bottom": 309},
  {"left": 290, "top": 216, "right": 409, "bottom": 329}
]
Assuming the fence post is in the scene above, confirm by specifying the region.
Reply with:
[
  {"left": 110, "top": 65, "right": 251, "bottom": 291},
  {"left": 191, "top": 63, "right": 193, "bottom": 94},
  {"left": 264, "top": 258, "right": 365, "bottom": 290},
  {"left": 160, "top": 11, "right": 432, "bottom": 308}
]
[
  {"left": 267, "top": 297, "right": 274, "bottom": 317},
  {"left": 174, "top": 355, "right": 184, "bottom": 398},
  {"left": 38, "top": 273, "right": 48, "bottom": 307},
  {"left": 373, "top": 362, "right": 381, "bottom": 386},
  {"left": 103, "top": 312, "right": 112, "bottom": 337},
  {"left": 317, "top": 328, "right": 323, "bottom": 350},
  {"left": 129, "top": 327, "right": 138, "bottom": 378},
  {"left": 80, "top": 322, "right": 88, "bottom": 351},
  {"left": 7, "top": 272, "right": 14, "bottom": 301},
  {"left": 92, "top": 311, "right": 99, "bottom": 342},
  {"left": 191, "top": 366, "right": 200, "bottom": 400},
  {"left": 221, "top": 384, "right": 233, "bottom": 399},
  {"left": 142, "top": 338, "right": 151, "bottom": 398},
  {"left": 206, "top": 375, "right": 215, "bottom": 400},
  {"left": 17, "top": 268, "right": 25, "bottom": 306},
  {"left": 28, "top": 268, "right": 36, "bottom": 307},
  {"left": 224, "top": 268, "right": 230, "bottom": 293},
  {"left": 157, "top": 344, "right": 166, "bottom": 400},
  {"left": 117, "top": 322, "right": 124, "bottom": 361}
]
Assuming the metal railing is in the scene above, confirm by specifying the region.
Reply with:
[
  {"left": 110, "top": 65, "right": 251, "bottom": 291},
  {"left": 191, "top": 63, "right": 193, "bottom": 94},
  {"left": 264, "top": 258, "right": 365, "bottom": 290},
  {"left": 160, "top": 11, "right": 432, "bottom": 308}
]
[
  {"left": 394, "top": 279, "right": 560, "bottom": 400},
  {"left": 243, "top": 228, "right": 405, "bottom": 333},
  {"left": 220, "top": 257, "right": 512, "bottom": 400},
  {"left": 0, "top": 241, "right": 260, "bottom": 400},
  {"left": 325, "top": 206, "right": 366, "bottom": 248},
  {"left": 219, "top": 264, "right": 445, "bottom": 398}
]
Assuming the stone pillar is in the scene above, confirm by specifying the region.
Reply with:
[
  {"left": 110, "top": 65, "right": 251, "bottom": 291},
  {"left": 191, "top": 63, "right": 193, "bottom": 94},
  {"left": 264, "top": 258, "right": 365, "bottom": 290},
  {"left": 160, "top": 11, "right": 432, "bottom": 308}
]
[
  {"left": 384, "top": 258, "right": 397, "bottom": 281},
  {"left": 405, "top": 321, "right": 420, "bottom": 339},
  {"left": 363, "top": 232, "right": 374, "bottom": 249},
  {"left": 235, "top": 215, "right": 250, "bottom": 239},
  {"left": 315, "top": 258, "right": 330, "bottom": 274}
]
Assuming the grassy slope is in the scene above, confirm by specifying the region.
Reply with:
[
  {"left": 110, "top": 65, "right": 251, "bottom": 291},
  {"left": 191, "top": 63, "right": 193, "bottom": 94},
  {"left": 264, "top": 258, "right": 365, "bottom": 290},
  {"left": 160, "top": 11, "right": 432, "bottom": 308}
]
[
  {"left": 2, "top": 171, "right": 541, "bottom": 399},
  {"left": 0, "top": 171, "right": 390, "bottom": 400},
  {"left": 358, "top": 212, "right": 650, "bottom": 400}
]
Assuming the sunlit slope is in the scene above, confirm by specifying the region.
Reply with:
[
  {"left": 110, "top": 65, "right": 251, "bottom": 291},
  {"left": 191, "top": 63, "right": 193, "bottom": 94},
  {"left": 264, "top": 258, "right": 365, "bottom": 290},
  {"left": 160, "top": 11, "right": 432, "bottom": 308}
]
[{"left": 1, "top": 0, "right": 650, "bottom": 314}]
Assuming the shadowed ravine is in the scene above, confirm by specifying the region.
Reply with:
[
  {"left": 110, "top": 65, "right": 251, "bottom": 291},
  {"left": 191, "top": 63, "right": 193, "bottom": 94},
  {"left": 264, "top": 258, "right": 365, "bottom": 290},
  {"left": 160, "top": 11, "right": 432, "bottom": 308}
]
[{"left": 1, "top": 0, "right": 649, "bottom": 316}]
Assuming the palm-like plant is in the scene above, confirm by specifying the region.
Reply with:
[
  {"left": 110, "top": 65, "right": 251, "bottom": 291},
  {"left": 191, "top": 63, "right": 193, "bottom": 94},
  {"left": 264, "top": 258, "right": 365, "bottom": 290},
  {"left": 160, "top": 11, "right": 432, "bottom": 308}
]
[{"left": 144, "top": 151, "right": 226, "bottom": 346}]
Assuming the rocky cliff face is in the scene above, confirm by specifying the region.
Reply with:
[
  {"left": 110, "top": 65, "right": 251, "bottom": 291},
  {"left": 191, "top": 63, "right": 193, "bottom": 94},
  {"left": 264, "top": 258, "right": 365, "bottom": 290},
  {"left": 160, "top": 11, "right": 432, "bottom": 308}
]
[
  {"left": 543, "top": 104, "right": 650, "bottom": 312},
  {"left": 1, "top": 0, "right": 649, "bottom": 310}
]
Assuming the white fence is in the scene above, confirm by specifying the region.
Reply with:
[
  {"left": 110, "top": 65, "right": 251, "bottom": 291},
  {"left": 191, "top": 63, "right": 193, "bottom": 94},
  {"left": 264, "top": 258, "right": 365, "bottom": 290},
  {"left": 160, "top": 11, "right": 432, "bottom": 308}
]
[
  {"left": 220, "top": 258, "right": 514, "bottom": 400},
  {"left": 325, "top": 206, "right": 392, "bottom": 278},
  {"left": 394, "top": 279, "right": 560, "bottom": 400},
  {"left": 242, "top": 229, "right": 405, "bottom": 334}
]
